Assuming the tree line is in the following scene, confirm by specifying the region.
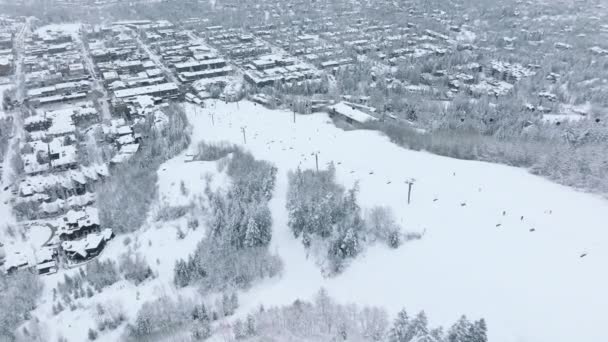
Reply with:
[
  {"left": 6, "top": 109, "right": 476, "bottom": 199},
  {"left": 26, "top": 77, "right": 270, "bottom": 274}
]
[
  {"left": 233, "top": 288, "right": 487, "bottom": 342},
  {"left": 174, "top": 145, "right": 282, "bottom": 292},
  {"left": 287, "top": 164, "right": 413, "bottom": 275},
  {"left": 97, "top": 103, "right": 191, "bottom": 234}
]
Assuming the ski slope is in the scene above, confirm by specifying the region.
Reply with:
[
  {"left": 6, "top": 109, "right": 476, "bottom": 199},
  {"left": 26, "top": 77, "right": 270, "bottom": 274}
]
[{"left": 185, "top": 100, "right": 608, "bottom": 342}]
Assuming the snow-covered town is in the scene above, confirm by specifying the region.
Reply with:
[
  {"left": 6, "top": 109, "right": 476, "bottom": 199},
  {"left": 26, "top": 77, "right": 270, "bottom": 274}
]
[{"left": 0, "top": 0, "right": 607, "bottom": 342}]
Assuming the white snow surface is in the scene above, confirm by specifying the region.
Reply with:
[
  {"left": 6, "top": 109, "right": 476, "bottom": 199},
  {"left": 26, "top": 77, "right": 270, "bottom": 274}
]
[
  {"left": 456, "top": 29, "right": 477, "bottom": 43},
  {"left": 35, "top": 23, "right": 82, "bottom": 38},
  {"left": 183, "top": 100, "right": 608, "bottom": 342}
]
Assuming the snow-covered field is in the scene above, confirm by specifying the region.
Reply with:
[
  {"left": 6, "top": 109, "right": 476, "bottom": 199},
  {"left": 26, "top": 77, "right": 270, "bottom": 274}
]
[
  {"left": 182, "top": 100, "right": 608, "bottom": 342},
  {"left": 18, "top": 98, "right": 607, "bottom": 342}
]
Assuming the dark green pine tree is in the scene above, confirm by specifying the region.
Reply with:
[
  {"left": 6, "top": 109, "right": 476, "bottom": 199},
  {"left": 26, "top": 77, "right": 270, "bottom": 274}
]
[
  {"left": 173, "top": 259, "right": 190, "bottom": 288},
  {"left": 388, "top": 309, "right": 411, "bottom": 342},
  {"left": 245, "top": 314, "right": 257, "bottom": 336},
  {"left": 471, "top": 318, "right": 488, "bottom": 342},
  {"left": 448, "top": 315, "right": 474, "bottom": 342},
  {"left": 410, "top": 311, "right": 430, "bottom": 338}
]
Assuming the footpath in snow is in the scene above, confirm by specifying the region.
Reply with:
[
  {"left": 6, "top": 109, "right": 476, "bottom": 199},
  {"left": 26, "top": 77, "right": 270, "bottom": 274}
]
[{"left": 184, "top": 100, "right": 608, "bottom": 342}]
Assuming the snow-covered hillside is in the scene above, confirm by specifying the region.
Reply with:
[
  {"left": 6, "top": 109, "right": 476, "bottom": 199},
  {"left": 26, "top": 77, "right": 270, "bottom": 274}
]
[
  {"left": 183, "top": 100, "right": 608, "bottom": 342},
  {"left": 31, "top": 154, "right": 231, "bottom": 342}
]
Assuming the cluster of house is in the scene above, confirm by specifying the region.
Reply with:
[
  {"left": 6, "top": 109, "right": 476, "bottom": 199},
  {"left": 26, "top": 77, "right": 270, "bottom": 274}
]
[
  {"left": 1, "top": 244, "right": 57, "bottom": 276},
  {"left": 242, "top": 54, "right": 322, "bottom": 88},
  {"left": 143, "top": 23, "right": 234, "bottom": 86},
  {"left": 212, "top": 0, "right": 603, "bottom": 117},
  {"left": 22, "top": 28, "right": 92, "bottom": 107},
  {"left": 99, "top": 21, "right": 322, "bottom": 100},
  {"left": 250, "top": 23, "right": 350, "bottom": 72},
  {"left": 5, "top": 173, "right": 115, "bottom": 274},
  {"left": 11, "top": 96, "right": 117, "bottom": 273},
  {"left": 1, "top": 26, "right": 125, "bottom": 275},
  {"left": 102, "top": 117, "right": 142, "bottom": 165},
  {"left": 3, "top": 206, "right": 114, "bottom": 275},
  {"left": 35, "top": 0, "right": 608, "bottom": 122},
  {"left": 0, "top": 32, "right": 13, "bottom": 77},
  {"left": 205, "top": 27, "right": 271, "bottom": 62},
  {"left": 22, "top": 103, "right": 99, "bottom": 175},
  {"left": 190, "top": 26, "right": 322, "bottom": 89},
  {"left": 0, "top": 16, "right": 19, "bottom": 77},
  {"left": 85, "top": 24, "right": 179, "bottom": 111}
]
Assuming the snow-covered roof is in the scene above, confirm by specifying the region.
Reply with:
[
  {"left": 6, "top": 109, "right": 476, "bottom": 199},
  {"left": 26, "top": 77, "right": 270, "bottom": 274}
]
[
  {"left": 328, "top": 102, "right": 379, "bottom": 124},
  {"left": 101, "top": 228, "right": 113, "bottom": 241},
  {"left": 4, "top": 252, "right": 29, "bottom": 270},
  {"left": 117, "top": 135, "right": 135, "bottom": 146},
  {"left": 61, "top": 240, "right": 87, "bottom": 258},
  {"left": 36, "top": 260, "right": 57, "bottom": 271},
  {"left": 65, "top": 209, "right": 85, "bottom": 225},
  {"left": 114, "top": 82, "right": 178, "bottom": 99},
  {"left": 66, "top": 193, "right": 96, "bottom": 208},
  {"left": 117, "top": 125, "right": 132, "bottom": 136},
  {"left": 84, "top": 233, "right": 104, "bottom": 251},
  {"left": 19, "top": 164, "right": 107, "bottom": 196},
  {"left": 40, "top": 199, "right": 65, "bottom": 214},
  {"left": 175, "top": 58, "right": 226, "bottom": 70},
  {"left": 36, "top": 246, "right": 55, "bottom": 263},
  {"left": 130, "top": 95, "right": 155, "bottom": 109}
]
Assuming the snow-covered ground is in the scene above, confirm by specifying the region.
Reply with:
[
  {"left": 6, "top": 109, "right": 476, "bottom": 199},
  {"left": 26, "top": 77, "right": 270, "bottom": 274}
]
[
  {"left": 456, "top": 29, "right": 477, "bottom": 43},
  {"left": 182, "top": 100, "right": 608, "bottom": 342},
  {"left": 31, "top": 153, "right": 230, "bottom": 342},
  {"left": 34, "top": 23, "right": 82, "bottom": 37}
]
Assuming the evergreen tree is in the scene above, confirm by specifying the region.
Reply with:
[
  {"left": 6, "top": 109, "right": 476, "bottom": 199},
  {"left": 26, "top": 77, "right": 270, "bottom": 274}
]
[
  {"left": 174, "top": 259, "right": 191, "bottom": 288},
  {"left": 388, "top": 309, "right": 410, "bottom": 342},
  {"left": 470, "top": 319, "right": 488, "bottom": 342},
  {"left": 315, "top": 288, "right": 334, "bottom": 333},
  {"left": 200, "top": 318, "right": 211, "bottom": 339},
  {"left": 447, "top": 315, "right": 474, "bottom": 342},
  {"left": 254, "top": 205, "right": 272, "bottom": 245},
  {"left": 233, "top": 319, "right": 246, "bottom": 339},
  {"left": 87, "top": 328, "right": 98, "bottom": 340},
  {"left": 191, "top": 304, "right": 211, "bottom": 341},
  {"left": 222, "top": 292, "right": 236, "bottom": 316},
  {"left": 192, "top": 303, "right": 208, "bottom": 321},
  {"left": 230, "top": 292, "right": 239, "bottom": 314},
  {"left": 388, "top": 230, "right": 401, "bottom": 248},
  {"left": 245, "top": 314, "right": 257, "bottom": 336},
  {"left": 430, "top": 327, "right": 446, "bottom": 342},
  {"left": 244, "top": 216, "right": 261, "bottom": 247},
  {"left": 410, "top": 311, "right": 430, "bottom": 337}
]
